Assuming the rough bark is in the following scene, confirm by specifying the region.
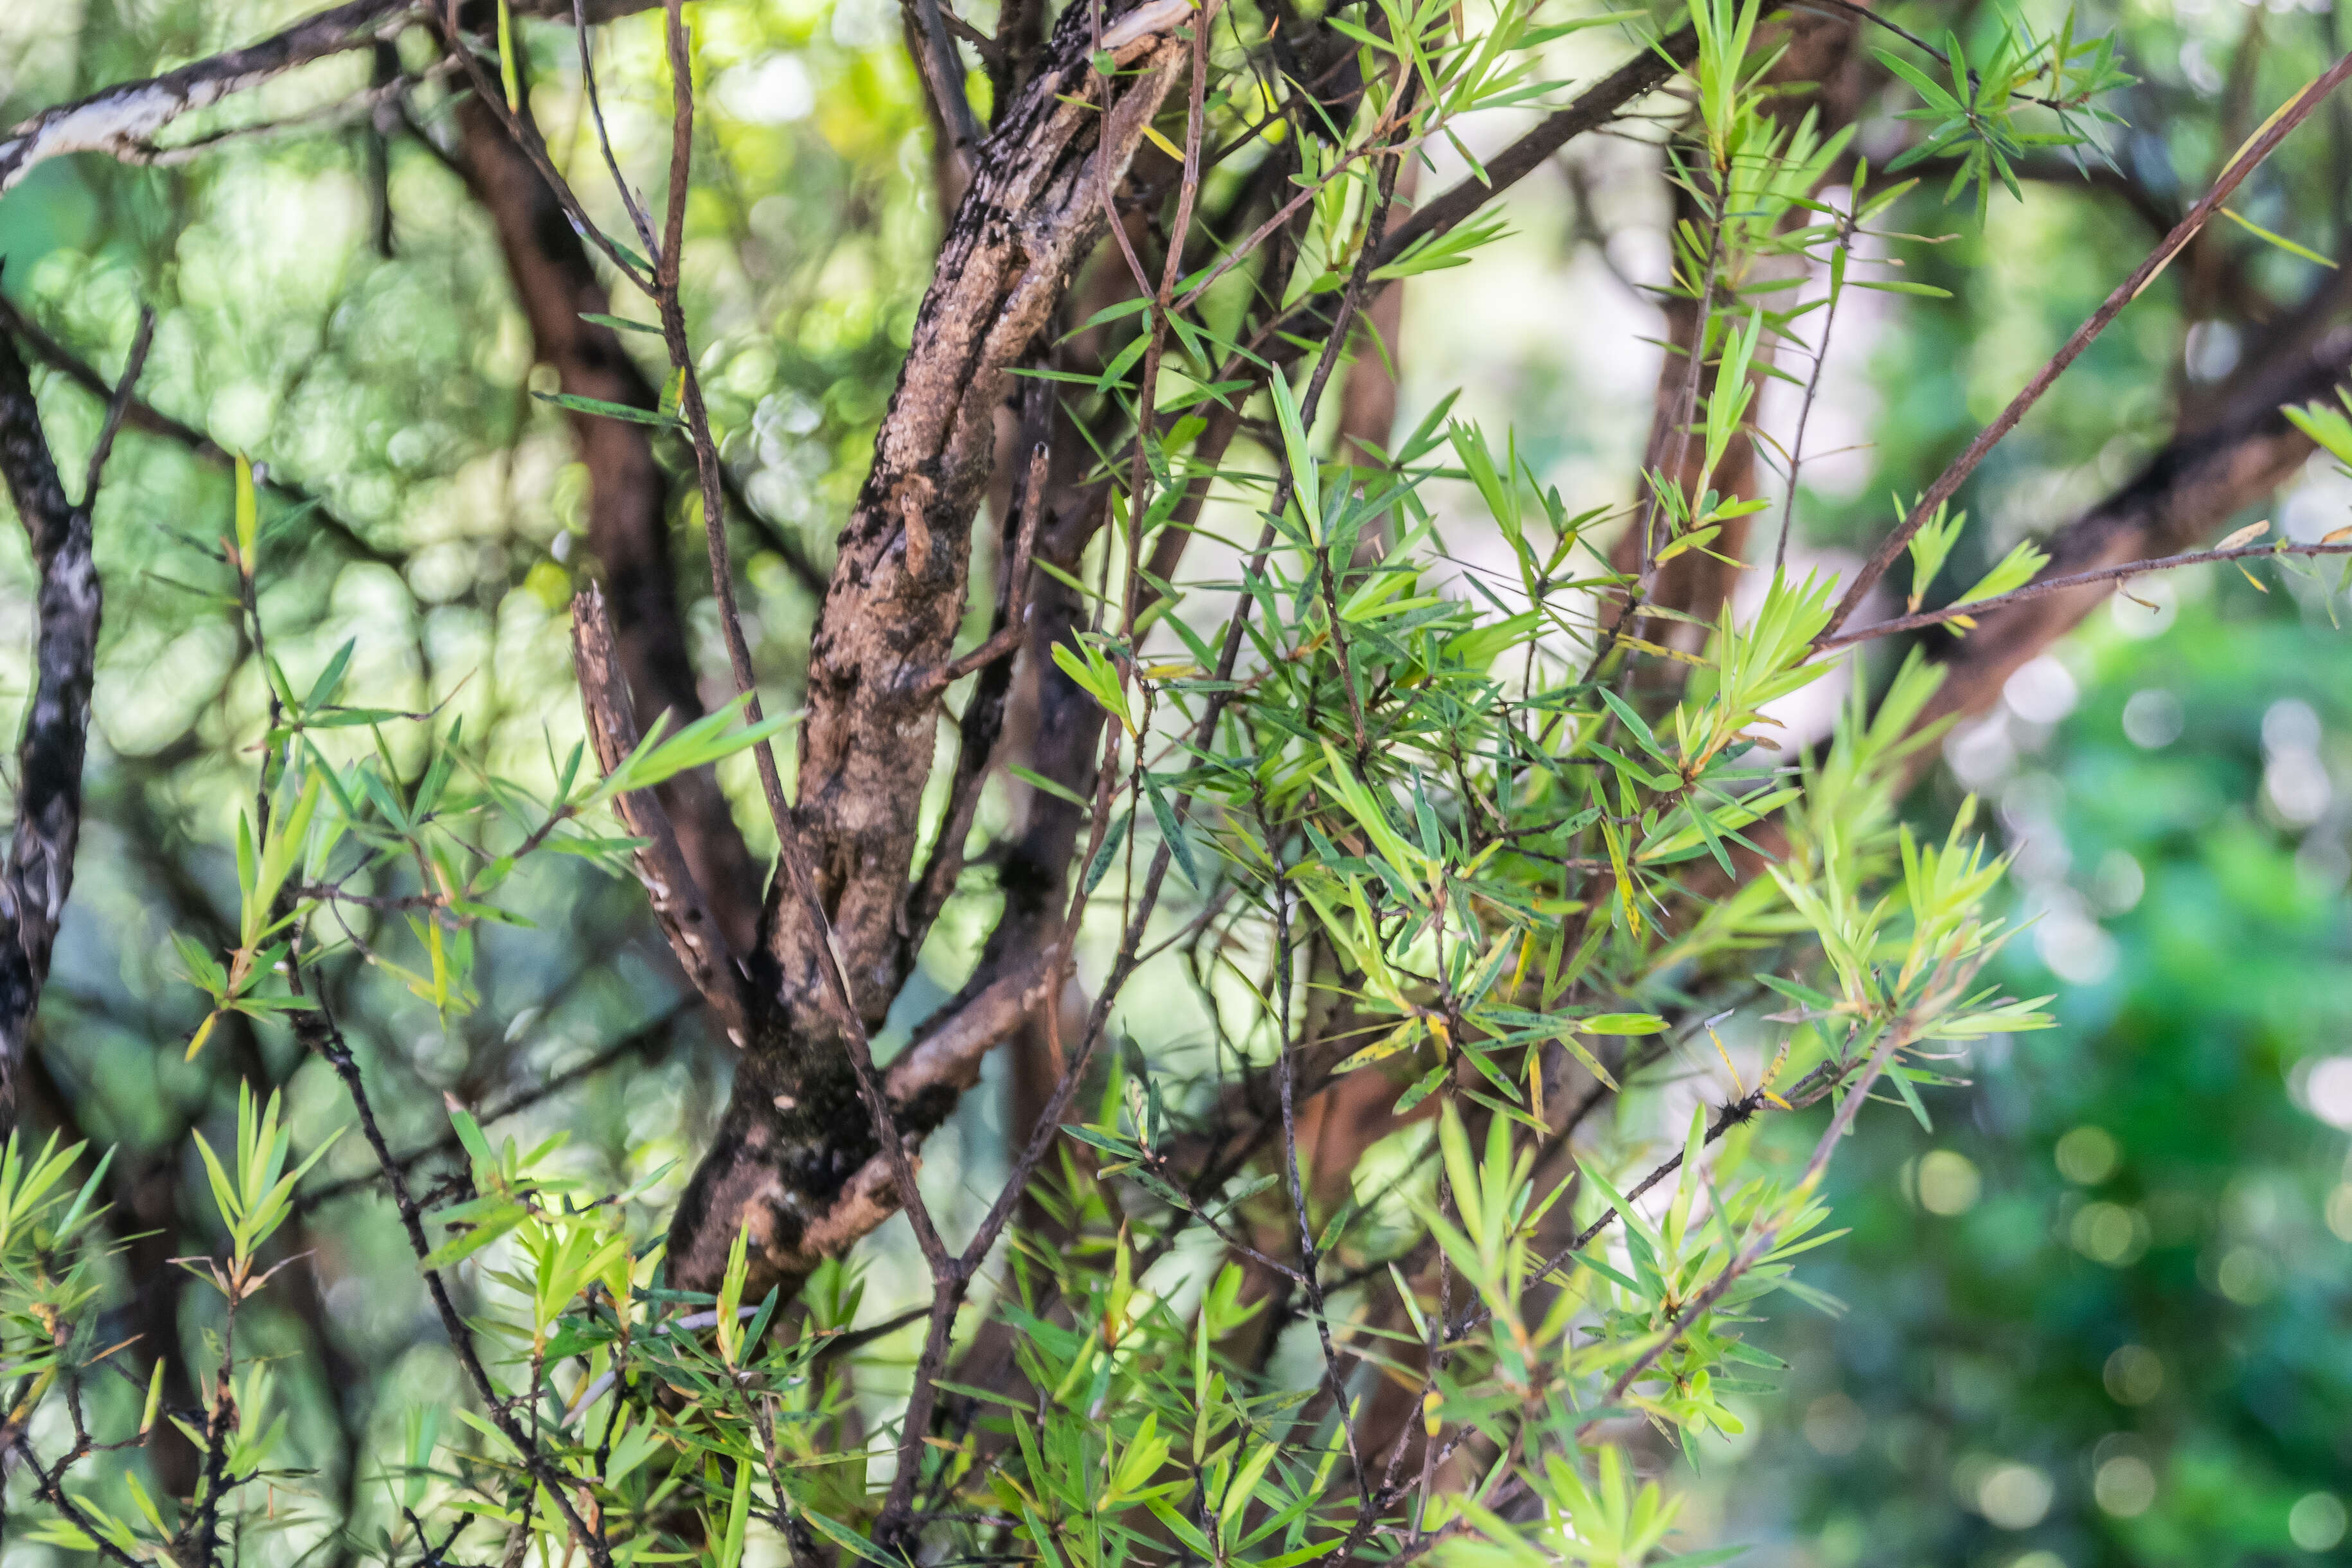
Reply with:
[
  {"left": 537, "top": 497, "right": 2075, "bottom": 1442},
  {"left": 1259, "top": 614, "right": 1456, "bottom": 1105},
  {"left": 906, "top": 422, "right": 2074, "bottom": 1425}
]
[
  {"left": 571, "top": 587, "right": 758, "bottom": 1044},
  {"left": 663, "top": 0, "right": 1197, "bottom": 1296},
  {"left": 776, "top": 0, "right": 1195, "bottom": 1030}
]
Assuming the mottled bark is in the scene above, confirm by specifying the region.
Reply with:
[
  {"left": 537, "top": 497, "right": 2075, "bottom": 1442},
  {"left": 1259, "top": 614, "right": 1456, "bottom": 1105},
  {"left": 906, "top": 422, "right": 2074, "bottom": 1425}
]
[
  {"left": 571, "top": 588, "right": 759, "bottom": 1043},
  {"left": 776, "top": 0, "right": 1193, "bottom": 1029},
  {"left": 0, "top": 328, "right": 105, "bottom": 1128}
]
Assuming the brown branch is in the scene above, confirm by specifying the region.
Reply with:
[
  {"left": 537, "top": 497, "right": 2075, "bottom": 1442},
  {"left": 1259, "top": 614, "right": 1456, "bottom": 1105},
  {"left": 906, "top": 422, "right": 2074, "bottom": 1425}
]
[
  {"left": 656, "top": 0, "right": 1202, "bottom": 1303},
  {"left": 655, "top": 0, "right": 957, "bottom": 1303},
  {"left": 776, "top": 955, "right": 1056, "bottom": 1270},
  {"left": 571, "top": 585, "right": 758, "bottom": 1041},
  {"left": 780, "top": 0, "right": 1198, "bottom": 1026},
  {"left": 1894, "top": 329, "right": 2352, "bottom": 767},
  {"left": 12, "top": 1439, "right": 146, "bottom": 1568},
  {"left": 905, "top": 0, "right": 984, "bottom": 175},
  {"left": 1824, "top": 535, "right": 2352, "bottom": 649}
]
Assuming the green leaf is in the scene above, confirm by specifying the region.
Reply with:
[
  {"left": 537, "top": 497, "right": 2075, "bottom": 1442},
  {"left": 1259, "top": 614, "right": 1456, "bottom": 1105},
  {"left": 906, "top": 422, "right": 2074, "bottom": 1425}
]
[
  {"left": 233, "top": 452, "right": 258, "bottom": 571},
  {"left": 1143, "top": 772, "right": 1203, "bottom": 887},
  {"left": 1578, "top": 1012, "right": 1670, "bottom": 1035},
  {"left": 1270, "top": 374, "right": 1322, "bottom": 533},
  {"left": 1009, "top": 764, "right": 1092, "bottom": 809},
  {"left": 531, "top": 391, "right": 681, "bottom": 429},
  {"left": 580, "top": 312, "right": 664, "bottom": 335},
  {"left": 2215, "top": 204, "right": 2337, "bottom": 268},
  {"left": 1952, "top": 538, "right": 2051, "bottom": 610},
  {"left": 1082, "top": 808, "right": 1133, "bottom": 896}
]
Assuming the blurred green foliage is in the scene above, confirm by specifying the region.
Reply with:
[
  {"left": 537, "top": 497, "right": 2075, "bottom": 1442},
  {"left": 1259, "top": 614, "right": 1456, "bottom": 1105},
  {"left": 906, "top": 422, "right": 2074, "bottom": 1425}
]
[{"left": 1708, "top": 570, "right": 2352, "bottom": 1568}]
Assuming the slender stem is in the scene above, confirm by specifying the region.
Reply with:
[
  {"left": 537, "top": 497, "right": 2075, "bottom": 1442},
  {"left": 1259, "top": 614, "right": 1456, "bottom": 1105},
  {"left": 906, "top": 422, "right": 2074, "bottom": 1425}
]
[
  {"left": 12, "top": 1439, "right": 147, "bottom": 1568},
  {"left": 1639, "top": 165, "right": 1725, "bottom": 575},
  {"left": 434, "top": 29, "right": 654, "bottom": 293},
  {"left": 571, "top": 0, "right": 663, "bottom": 265},
  {"left": 298, "top": 1001, "right": 690, "bottom": 1209},
  {"left": 1590, "top": 1017, "right": 1914, "bottom": 1413},
  {"left": 1259, "top": 787, "right": 1368, "bottom": 1498},
  {"left": 78, "top": 308, "right": 154, "bottom": 504},
  {"left": 1776, "top": 224, "right": 1846, "bottom": 575}
]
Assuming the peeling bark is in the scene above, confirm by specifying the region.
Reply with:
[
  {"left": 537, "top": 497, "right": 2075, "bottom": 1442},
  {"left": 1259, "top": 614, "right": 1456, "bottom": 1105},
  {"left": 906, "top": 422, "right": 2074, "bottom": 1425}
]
[
  {"left": 571, "top": 587, "right": 758, "bottom": 1044},
  {"left": 663, "top": 0, "right": 1195, "bottom": 1294}
]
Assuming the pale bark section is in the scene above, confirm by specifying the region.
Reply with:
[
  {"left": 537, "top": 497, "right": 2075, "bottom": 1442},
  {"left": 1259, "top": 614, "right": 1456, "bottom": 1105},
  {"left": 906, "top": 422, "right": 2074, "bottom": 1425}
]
[{"left": 0, "top": 0, "right": 663, "bottom": 193}]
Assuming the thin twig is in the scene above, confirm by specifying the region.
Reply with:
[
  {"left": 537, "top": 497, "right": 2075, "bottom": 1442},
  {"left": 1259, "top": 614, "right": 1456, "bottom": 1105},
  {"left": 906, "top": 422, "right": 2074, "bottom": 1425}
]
[
  {"left": 1815, "top": 533, "right": 2352, "bottom": 650},
  {"left": 12, "top": 1439, "right": 145, "bottom": 1568},
  {"left": 1775, "top": 217, "right": 1846, "bottom": 574},
  {"left": 1823, "top": 49, "right": 2352, "bottom": 637},
  {"left": 298, "top": 1001, "right": 690, "bottom": 1209},
  {"left": 1260, "top": 785, "right": 1369, "bottom": 1500},
  {"left": 571, "top": 0, "right": 663, "bottom": 265},
  {"left": 434, "top": 30, "right": 655, "bottom": 294},
  {"left": 907, "top": 0, "right": 984, "bottom": 168},
  {"left": 308, "top": 1001, "right": 616, "bottom": 1568},
  {"left": 1590, "top": 1017, "right": 1913, "bottom": 1412},
  {"left": 79, "top": 309, "right": 155, "bottom": 507}
]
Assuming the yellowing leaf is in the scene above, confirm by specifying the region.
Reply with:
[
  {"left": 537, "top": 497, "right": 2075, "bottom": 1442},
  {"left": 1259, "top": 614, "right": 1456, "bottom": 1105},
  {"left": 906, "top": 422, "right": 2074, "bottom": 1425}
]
[
  {"left": 1612, "top": 632, "right": 1711, "bottom": 668},
  {"left": 233, "top": 453, "right": 257, "bottom": 573}
]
